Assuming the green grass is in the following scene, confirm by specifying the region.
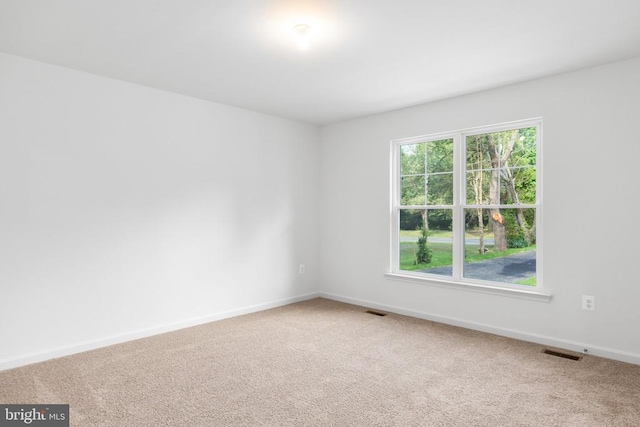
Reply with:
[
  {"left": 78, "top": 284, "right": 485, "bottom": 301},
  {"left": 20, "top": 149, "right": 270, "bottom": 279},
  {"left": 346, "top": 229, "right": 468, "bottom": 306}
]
[
  {"left": 399, "top": 227, "right": 537, "bottom": 287},
  {"left": 515, "top": 276, "right": 537, "bottom": 286},
  {"left": 400, "top": 241, "right": 454, "bottom": 270},
  {"left": 400, "top": 241, "right": 535, "bottom": 271},
  {"left": 400, "top": 229, "right": 495, "bottom": 239},
  {"left": 399, "top": 242, "right": 536, "bottom": 286},
  {"left": 465, "top": 245, "right": 535, "bottom": 264},
  {"left": 400, "top": 229, "right": 453, "bottom": 238}
]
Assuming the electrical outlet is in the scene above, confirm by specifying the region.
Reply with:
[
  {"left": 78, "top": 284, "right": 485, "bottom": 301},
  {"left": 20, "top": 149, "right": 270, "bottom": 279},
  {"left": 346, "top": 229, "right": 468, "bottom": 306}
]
[
  {"left": 582, "top": 295, "right": 595, "bottom": 311},
  {"left": 299, "top": 264, "right": 305, "bottom": 275}
]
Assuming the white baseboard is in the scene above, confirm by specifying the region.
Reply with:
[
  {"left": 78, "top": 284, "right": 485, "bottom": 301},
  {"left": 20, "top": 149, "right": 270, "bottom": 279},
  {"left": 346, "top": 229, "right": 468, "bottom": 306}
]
[
  {"left": 318, "top": 292, "right": 640, "bottom": 366},
  {"left": 0, "top": 292, "right": 320, "bottom": 372}
]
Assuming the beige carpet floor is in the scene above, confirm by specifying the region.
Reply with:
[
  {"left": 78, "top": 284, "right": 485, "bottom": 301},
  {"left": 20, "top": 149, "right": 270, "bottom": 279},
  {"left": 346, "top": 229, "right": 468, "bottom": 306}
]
[{"left": 1, "top": 298, "right": 639, "bottom": 426}]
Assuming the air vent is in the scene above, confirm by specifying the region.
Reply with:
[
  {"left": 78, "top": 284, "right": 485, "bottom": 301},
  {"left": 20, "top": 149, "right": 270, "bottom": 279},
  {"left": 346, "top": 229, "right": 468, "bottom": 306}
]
[
  {"left": 365, "top": 310, "right": 388, "bottom": 317},
  {"left": 542, "top": 349, "right": 582, "bottom": 361}
]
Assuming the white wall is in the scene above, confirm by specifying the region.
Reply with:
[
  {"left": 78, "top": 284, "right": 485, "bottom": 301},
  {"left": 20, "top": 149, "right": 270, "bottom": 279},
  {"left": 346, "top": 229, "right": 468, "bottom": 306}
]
[
  {"left": 0, "top": 53, "right": 320, "bottom": 368},
  {"left": 319, "top": 57, "right": 640, "bottom": 364}
]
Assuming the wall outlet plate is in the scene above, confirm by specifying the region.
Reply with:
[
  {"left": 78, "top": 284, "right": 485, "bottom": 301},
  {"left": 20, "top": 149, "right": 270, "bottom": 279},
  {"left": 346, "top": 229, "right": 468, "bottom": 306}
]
[{"left": 582, "top": 295, "right": 595, "bottom": 311}]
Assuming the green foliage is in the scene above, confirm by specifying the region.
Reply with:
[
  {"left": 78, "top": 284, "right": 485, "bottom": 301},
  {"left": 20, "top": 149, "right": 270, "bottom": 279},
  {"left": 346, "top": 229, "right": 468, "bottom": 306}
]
[
  {"left": 427, "top": 209, "right": 452, "bottom": 231},
  {"left": 416, "top": 226, "right": 433, "bottom": 264},
  {"left": 503, "top": 210, "right": 530, "bottom": 248},
  {"left": 506, "top": 234, "right": 529, "bottom": 249},
  {"left": 465, "top": 209, "right": 489, "bottom": 229},
  {"left": 509, "top": 127, "right": 537, "bottom": 204},
  {"left": 400, "top": 209, "right": 453, "bottom": 232},
  {"left": 513, "top": 167, "right": 536, "bottom": 204},
  {"left": 466, "top": 127, "right": 537, "bottom": 206},
  {"left": 400, "top": 139, "right": 454, "bottom": 206},
  {"left": 400, "top": 209, "right": 423, "bottom": 231}
]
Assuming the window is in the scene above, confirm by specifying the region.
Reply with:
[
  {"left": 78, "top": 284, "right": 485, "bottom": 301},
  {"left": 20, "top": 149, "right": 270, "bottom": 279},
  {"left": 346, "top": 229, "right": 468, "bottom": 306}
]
[{"left": 391, "top": 119, "right": 541, "bottom": 292}]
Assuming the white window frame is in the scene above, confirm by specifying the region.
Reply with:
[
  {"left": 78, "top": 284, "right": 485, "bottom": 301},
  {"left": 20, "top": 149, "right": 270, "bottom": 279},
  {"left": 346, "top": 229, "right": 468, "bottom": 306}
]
[{"left": 387, "top": 118, "right": 550, "bottom": 302}]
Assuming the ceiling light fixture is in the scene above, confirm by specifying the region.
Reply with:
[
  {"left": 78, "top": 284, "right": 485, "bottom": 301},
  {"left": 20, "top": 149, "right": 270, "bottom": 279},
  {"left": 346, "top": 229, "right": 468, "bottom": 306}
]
[{"left": 293, "top": 24, "right": 311, "bottom": 50}]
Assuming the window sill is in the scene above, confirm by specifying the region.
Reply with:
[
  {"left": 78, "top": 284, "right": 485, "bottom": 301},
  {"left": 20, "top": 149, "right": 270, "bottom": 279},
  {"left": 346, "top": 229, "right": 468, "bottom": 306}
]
[{"left": 384, "top": 272, "right": 552, "bottom": 303}]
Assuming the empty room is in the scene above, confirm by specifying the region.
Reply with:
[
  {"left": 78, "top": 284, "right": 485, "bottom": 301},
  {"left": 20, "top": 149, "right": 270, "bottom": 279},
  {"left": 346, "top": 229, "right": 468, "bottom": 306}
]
[{"left": 1, "top": 1, "right": 640, "bottom": 426}]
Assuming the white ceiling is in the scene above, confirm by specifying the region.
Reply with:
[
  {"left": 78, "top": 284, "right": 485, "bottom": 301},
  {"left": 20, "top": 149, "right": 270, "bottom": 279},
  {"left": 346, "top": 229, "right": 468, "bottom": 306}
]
[{"left": 1, "top": 1, "right": 640, "bottom": 125}]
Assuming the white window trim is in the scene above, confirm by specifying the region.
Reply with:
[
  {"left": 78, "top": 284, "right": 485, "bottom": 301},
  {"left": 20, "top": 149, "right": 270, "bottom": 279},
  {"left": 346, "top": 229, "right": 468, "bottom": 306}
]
[{"left": 388, "top": 118, "right": 550, "bottom": 302}]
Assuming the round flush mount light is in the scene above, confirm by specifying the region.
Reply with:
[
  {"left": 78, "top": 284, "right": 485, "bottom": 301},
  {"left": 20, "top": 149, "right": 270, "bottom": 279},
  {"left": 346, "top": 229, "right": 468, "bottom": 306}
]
[{"left": 293, "top": 24, "right": 311, "bottom": 50}]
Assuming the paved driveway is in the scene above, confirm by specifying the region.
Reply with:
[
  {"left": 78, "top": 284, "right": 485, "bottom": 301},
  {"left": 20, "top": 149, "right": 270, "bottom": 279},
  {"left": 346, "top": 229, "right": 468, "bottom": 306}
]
[{"left": 419, "top": 250, "right": 536, "bottom": 283}]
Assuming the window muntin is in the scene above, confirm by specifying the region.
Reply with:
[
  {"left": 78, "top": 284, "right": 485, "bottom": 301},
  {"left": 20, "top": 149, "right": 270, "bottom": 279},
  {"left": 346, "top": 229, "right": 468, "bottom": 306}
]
[{"left": 392, "top": 120, "right": 540, "bottom": 290}]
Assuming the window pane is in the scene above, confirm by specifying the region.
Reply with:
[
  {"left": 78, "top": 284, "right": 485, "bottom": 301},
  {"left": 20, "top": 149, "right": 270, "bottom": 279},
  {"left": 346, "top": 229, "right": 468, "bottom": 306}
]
[
  {"left": 395, "top": 121, "right": 540, "bottom": 289},
  {"left": 401, "top": 175, "right": 425, "bottom": 205},
  {"left": 466, "top": 170, "right": 492, "bottom": 205},
  {"left": 399, "top": 209, "right": 453, "bottom": 277},
  {"left": 401, "top": 143, "right": 425, "bottom": 175},
  {"left": 426, "top": 139, "right": 454, "bottom": 174},
  {"left": 466, "top": 134, "right": 492, "bottom": 170},
  {"left": 500, "top": 166, "right": 536, "bottom": 204},
  {"left": 466, "top": 127, "right": 537, "bottom": 206},
  {"left": 510, "top": 127, "right": 537, "bottom": 167},
  {"left": 463, "top": 208, "right": 536, "bottom": 285},
  {"left": 426, "top": 172, "right": 453, "bottom": 205}
]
